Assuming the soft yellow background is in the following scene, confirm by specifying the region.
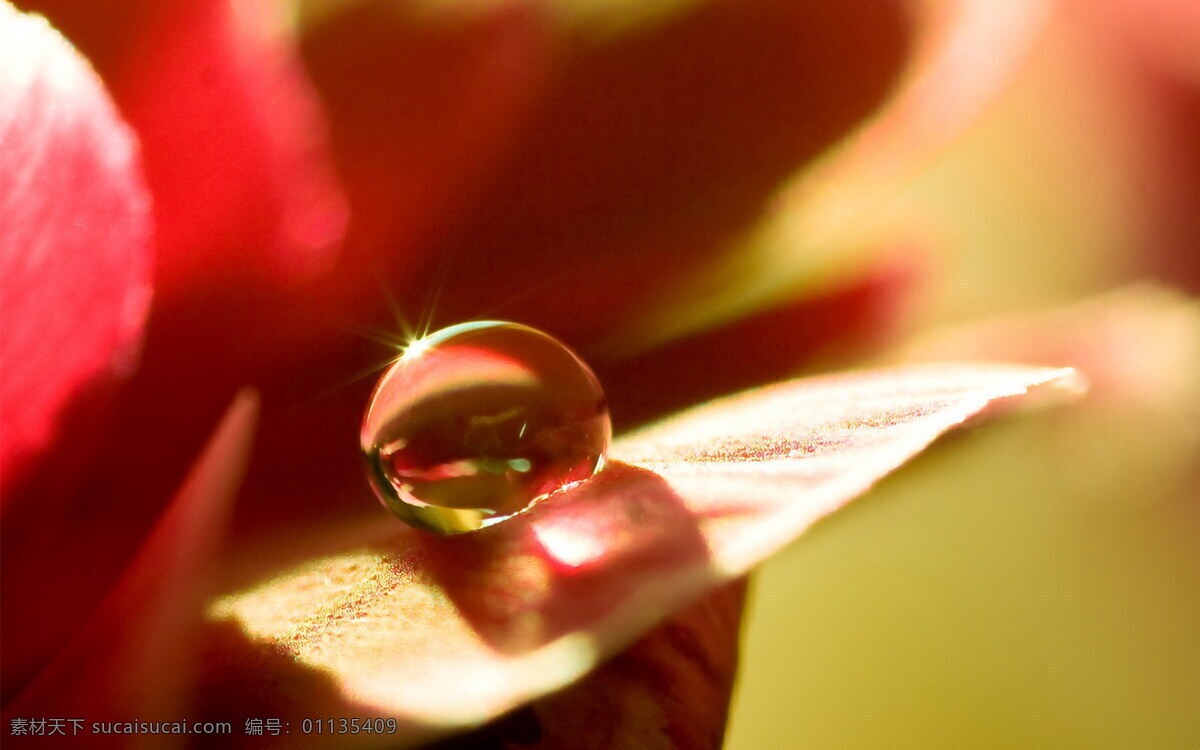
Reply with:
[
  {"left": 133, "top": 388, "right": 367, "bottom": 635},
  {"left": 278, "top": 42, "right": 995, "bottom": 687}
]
[{"left": 727, "top": 6, "right": 1200, "bottom": 748}]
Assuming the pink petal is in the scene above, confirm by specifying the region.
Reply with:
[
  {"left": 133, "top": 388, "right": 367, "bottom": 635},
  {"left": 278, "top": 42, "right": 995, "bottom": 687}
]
[
  {"left": 202, "top": 364, "right": 1077, "bottom": 746},
  {"left": 0, "top": 2, "right": 151, "bottom": 504},
  {"left": 6, "top": 0, "right": 350, "bottom": 593},
  {"left": 20, "top": 0, "right": 348, "bottom": 294},
  {"left": 3, "top": 391, "right": 258, "bottom": 731}
]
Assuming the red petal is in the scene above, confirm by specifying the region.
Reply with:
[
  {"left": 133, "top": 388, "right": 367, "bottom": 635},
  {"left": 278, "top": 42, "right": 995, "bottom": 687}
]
[
  {"left": 19, "top": 0, "right": 348, "bottom": 294},
  {"left": 898, "top": 286, "right": 1197, "bottom": 406},
  {"left": 299, "top": 0, "right": 552, "bottom": 299},
  {"left": 733, "top": 290, "right": 1200, "bottom": 748},
  {"left": 369, "top": 0, "right": 911, "bottom": 343},
  {"left": 520, "top": 578, "right": 748, "bottom": 750},
  {"left": 1078, "top": 0, "right": 1200, "bottom": 291},
  {"left": 3, "top": 391, "right": 258, "bottom": 727},
  {"left": 0, "top": 3, "right": 151, "bottom": 503},
  {"left": 201, "top": 365, "right": 1076, "bottom": 745},
  {"left": 597, "top": 258, "right": 917, "bottom": 429},
  {"left": 8, "top": 0, "right": 351, "bottom": 583},
  {"left": 455, "top": 578, "right": 748, "bottom": 750},
  {"left": 1088, "top": 0, "right": 1200, "bottom": 83}
]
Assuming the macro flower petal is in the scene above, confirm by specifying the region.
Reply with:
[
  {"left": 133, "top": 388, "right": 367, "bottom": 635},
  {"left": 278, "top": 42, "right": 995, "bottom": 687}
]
[
  {"left": 18, "top": 0, "right": 348, "bottom": 294},
  {"left": 733, "top": 288, "right": 1200, "bottom": 747},
  {"left": 202, "top": 364, "right": 1077, "bottom": 746},
  {"left": 299, "top": 0, "right": 911, "bottom": 344},
  {"left": 0, "top": 2, "right": 151, "bottom": 506},
  {"left": 4, "top": 392, "right": 258, "bottom": 729}
]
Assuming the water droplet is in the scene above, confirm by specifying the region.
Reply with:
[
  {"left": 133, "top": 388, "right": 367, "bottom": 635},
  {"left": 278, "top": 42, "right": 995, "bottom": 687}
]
[{"left": 361, "top": 321, "right": 611, "bottom": 534}]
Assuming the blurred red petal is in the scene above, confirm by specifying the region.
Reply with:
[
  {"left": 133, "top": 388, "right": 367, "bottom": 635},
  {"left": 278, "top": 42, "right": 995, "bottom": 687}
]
[
  {"left": 0, "top": 2, "right": 151, "bottom": 503},
  {"left": 872, "top": 0, "right": 1050, "bottom": 169},
  {"left": 637, "top": 1, "right": 1051, "bottom": 346},
  {"left": 382, "top": 0, "right": 910, "bottom": 344},
  {"left": 1068, "top": 0, "right": 1200, "bottom": 292},
  {"left": 3, "top": 391, "right": 258, "bottom": 731},
  {"left": 217, "top": 0, "right": 912, "bottom": 543},
  {"left": 19, "top": 0, "right": 348, "bottom": 294},
  {"left": 201, "top": 365, "right": 1075, "bottom": 746},
  {"left": 447, "top": 578, "right": 748, "bottom": 750},
  {"left": 519, "top": 578, "right": 747, "bottom": 750},
  {"left": 597, "top": 257, "right": 917, "bottom": 429},
  {"left": 898, "top": 285, "right": 1199, "bottom": 408},
  {"left": 299, "top": 0, "right": 551, "bottom": 299},
  {"left": 7, "top": 0, "right": 352, "bottom": 597},
  {"left": 1089, "top": 0, "right": 1200, "bottom": 84}
]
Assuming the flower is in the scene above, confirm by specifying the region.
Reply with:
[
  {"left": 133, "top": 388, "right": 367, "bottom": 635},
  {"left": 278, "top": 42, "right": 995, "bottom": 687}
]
[{"left": 2, "top": 0, "right": 1198, "bottom": 747}]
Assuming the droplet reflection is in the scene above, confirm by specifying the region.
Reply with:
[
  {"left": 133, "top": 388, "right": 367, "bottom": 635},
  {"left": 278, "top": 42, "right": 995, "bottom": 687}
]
[{"left": 361, "top": 321, "right": 611, "bottom": 534}]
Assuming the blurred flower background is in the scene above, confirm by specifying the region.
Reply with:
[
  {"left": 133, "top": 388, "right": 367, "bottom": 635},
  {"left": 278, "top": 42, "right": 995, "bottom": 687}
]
[{"left": 1, "top": 0, "right": 1197, "bottom": 747}]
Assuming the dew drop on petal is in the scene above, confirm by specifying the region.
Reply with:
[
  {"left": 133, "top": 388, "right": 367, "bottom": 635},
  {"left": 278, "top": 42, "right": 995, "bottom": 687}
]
[{"left": 361, "top": 321, "right": 612, "bottom": 534}]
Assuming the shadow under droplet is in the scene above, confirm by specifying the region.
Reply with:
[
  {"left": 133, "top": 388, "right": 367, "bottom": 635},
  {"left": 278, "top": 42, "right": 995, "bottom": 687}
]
[{"left": 388, "top": 461, "right": 713, "bottom": 655}]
